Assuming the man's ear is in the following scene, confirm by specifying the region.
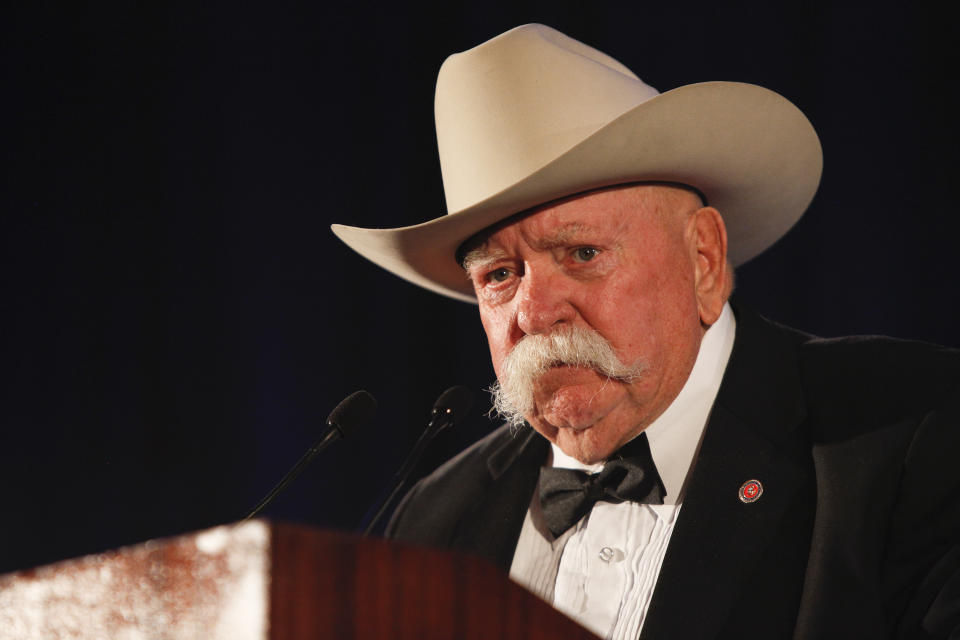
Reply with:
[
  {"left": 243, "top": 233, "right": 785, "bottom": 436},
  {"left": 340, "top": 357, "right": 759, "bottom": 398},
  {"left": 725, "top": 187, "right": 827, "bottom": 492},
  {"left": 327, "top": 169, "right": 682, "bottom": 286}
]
[{"left": 688, "top": 207, "right": 730, "bottom": 326}]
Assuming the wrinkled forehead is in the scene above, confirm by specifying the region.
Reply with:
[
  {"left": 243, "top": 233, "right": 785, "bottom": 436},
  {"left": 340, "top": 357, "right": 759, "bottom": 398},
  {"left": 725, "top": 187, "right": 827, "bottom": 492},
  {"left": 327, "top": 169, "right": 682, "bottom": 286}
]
[{"left": 456, "top": 182, "right": 705, "bottom": 266}]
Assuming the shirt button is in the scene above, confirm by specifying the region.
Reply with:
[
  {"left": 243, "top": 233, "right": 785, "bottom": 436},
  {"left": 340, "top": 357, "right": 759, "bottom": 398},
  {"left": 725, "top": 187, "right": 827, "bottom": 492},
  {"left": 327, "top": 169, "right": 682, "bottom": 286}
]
[{"left": 598, "top": 546, "right": 625, "bottom": 563}]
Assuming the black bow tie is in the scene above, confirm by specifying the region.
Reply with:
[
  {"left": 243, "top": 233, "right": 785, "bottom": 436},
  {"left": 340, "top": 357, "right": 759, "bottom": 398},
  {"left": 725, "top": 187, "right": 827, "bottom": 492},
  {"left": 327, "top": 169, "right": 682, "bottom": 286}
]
[{"left": 538, "top": 432, "right": 666, "bottom": 538}]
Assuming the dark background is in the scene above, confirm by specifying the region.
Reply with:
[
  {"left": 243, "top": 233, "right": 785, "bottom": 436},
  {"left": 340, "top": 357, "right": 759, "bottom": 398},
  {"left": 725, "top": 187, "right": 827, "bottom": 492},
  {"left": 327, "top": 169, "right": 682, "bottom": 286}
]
[{"left": 3, "top": 2, "right": 958, "bottom": 574}]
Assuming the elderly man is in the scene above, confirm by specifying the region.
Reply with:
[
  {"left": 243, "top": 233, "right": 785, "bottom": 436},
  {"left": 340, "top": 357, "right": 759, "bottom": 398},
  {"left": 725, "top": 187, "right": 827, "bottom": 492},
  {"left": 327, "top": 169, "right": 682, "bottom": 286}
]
[{"left": 333, "top": 25, "right": 960, "bottom": 639}]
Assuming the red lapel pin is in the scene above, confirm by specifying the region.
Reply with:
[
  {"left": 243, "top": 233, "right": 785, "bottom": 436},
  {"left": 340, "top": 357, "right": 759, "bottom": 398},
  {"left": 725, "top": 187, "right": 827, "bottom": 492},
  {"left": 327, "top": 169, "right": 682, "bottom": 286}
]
[{"left": 739, "top": 479, "right": 763, "bottom": 503}]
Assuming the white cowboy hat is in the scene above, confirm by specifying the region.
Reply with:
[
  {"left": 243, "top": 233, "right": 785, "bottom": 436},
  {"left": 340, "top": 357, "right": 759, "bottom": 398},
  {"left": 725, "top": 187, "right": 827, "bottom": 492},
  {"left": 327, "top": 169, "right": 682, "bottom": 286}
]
[{"left": 331, "top": 24, "right": 822, "bottom": 303}]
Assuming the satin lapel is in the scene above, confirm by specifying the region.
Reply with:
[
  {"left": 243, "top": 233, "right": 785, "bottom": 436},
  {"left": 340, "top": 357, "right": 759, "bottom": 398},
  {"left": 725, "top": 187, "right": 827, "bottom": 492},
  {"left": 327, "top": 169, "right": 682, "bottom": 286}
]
[
  {"left": 450, "top": 425, "right": 550, "bottom": 571},
  {"left": 641, "top": 303, "right": 814, "bottom": 639}
]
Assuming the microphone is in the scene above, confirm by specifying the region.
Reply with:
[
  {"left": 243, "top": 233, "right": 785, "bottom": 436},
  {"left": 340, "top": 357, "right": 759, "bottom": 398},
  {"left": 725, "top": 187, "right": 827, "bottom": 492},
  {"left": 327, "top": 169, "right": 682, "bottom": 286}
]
[
  {"left": 242, "top": 390, "right": 377, "bottom": 521},
  {"left": 361, "top": 385, "right": 475, "bottom": 536}
]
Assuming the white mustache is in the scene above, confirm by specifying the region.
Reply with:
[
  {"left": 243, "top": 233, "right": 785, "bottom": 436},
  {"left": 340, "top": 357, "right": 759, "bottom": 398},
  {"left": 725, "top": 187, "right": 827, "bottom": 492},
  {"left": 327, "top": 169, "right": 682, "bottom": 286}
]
[{"left": 489, "top": 327, "right": 646, "bottom": 427}]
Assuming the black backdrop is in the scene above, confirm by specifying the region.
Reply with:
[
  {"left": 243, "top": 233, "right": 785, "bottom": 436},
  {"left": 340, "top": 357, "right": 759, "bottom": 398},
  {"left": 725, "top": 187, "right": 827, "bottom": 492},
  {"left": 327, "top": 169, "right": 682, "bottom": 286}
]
[{"left": 3, "top": 2, "right": 959, "bottom": 574}]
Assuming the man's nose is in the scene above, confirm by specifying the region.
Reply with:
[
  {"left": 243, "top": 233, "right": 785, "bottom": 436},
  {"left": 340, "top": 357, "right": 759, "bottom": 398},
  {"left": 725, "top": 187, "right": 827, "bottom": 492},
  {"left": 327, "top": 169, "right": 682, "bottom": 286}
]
[{"left": 515, "top": 267, "right": 575, "bottom": 335}]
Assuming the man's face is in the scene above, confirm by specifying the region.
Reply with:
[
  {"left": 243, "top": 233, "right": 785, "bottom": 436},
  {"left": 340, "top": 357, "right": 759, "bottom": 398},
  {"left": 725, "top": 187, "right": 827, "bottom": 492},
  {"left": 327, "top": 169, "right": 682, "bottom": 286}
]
[{"left": 465, "top": 184, "right": 727, "bottom": 464}]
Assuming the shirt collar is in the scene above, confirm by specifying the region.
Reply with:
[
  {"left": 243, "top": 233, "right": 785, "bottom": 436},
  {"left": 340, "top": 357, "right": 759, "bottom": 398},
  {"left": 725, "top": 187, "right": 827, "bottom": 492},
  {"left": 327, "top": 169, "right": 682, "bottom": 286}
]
[{"left": 550, "top": 302, "right": 737, "bottom": 504}]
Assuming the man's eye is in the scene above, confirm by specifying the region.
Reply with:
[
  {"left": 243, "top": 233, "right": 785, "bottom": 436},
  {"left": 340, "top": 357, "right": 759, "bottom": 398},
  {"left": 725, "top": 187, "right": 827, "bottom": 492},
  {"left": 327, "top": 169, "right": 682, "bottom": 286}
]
[
  {"left": 573, "top": 247, "right": 599, "bottom": 262},
  {"left": 486, "top": 268, "right": 512, "bottom": 283}
]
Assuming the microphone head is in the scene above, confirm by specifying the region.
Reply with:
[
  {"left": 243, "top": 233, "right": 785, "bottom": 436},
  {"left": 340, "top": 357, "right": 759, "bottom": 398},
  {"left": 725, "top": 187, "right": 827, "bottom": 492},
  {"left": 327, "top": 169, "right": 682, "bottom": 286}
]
[
  {"left": 326, "top": 390, "right": 377, "bottom": 437},
  {"left": 432, "top": 385, "right": 475, "bottom": 422}
]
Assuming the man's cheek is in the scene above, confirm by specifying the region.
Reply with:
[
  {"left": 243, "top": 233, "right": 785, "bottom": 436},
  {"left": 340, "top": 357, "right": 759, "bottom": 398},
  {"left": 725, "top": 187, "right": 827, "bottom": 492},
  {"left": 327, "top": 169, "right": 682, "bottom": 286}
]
[{"left": 488, "top": 335, "right": 516, "bottom": 374}]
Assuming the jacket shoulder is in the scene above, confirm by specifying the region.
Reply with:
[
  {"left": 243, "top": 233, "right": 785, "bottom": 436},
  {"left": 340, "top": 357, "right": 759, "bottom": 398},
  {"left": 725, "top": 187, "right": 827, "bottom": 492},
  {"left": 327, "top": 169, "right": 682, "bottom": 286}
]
[
  {"left": 787, "top": 332, "right": 960, "bottom": 636},
  {"left": 798, "top": 333, "right": 960, "bottom": 427},
  {"left": 385, "top": 423, "right": 533, "bottom": 542}
]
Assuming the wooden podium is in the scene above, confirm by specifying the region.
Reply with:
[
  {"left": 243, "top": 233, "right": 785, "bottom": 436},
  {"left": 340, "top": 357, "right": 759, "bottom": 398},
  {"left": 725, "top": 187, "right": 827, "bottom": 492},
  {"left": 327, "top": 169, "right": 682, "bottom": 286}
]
[{"left": 0, "top": 520, "right": 598, "bottom": 639}]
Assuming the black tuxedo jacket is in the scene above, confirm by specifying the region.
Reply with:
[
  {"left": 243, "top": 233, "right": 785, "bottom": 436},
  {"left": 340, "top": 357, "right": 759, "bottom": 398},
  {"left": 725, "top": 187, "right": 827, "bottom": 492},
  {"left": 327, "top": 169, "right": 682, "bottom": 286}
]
[{"left": 387, "top": 305, "right": 960, "bottom": 639}]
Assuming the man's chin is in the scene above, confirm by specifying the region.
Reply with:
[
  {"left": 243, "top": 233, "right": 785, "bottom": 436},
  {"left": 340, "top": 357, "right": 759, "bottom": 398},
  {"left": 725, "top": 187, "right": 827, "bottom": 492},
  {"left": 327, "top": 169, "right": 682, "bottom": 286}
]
[
  {"left": 523, "top": 373, "right": 641, "bottom": 462},
  {"left": 536, "top": 379, "right": 623, "bottom": 430}
]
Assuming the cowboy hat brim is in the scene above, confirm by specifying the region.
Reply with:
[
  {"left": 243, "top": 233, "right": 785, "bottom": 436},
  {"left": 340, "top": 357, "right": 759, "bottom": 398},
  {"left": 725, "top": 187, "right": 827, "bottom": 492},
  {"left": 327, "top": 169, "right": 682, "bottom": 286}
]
[{"left": 331, "top": 81, "right": 822, "bottom": 304}]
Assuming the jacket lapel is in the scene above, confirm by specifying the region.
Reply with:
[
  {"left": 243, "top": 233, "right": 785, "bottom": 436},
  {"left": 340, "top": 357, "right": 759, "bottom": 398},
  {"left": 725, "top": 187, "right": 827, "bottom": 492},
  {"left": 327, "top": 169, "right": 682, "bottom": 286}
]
[
  {"left": 641, "top": 304, "right": 815, "bottom": 639},
  {"left": 450, "top": 425, "right": 549, "bottom": 570}
]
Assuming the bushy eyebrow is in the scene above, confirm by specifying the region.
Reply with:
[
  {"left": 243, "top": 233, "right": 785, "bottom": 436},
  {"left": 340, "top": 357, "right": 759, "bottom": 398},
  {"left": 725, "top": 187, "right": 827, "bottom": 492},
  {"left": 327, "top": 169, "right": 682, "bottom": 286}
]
[{"left": 462, "top": 246, "right": 508, "bottom": 275}]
